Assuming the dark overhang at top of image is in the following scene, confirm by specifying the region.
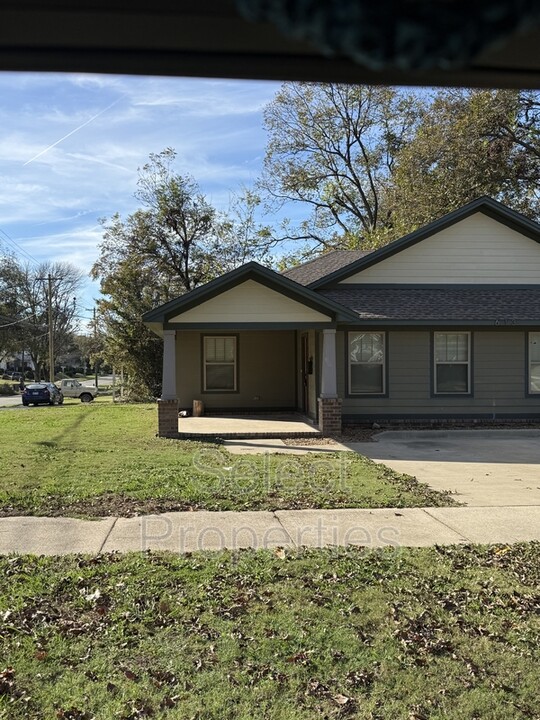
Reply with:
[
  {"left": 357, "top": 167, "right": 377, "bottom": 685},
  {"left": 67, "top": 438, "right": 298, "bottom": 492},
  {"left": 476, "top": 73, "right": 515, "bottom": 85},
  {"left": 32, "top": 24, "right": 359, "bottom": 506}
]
[{"left": 1, "top": 0, "right": 540, "bottom": 88}]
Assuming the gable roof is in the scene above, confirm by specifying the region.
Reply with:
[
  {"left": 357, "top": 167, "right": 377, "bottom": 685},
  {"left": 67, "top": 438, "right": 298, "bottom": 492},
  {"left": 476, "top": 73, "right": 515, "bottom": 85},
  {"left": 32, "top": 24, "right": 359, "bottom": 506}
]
[
  {"left": 281, "top": 248, "right": 370, "bottom": 286},
  {"left": 142, "top": 261, "right": 359, "bottom": 326},
  {"left": 309, "top": 197, "right": 540, "bottom": 289}
]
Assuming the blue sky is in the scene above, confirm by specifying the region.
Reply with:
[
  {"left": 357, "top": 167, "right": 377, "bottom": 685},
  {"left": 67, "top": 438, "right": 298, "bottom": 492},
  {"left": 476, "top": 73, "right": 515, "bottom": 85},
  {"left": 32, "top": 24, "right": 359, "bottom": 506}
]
[{"left": 0, "top": 72, "right": 281, "bottom": 325}]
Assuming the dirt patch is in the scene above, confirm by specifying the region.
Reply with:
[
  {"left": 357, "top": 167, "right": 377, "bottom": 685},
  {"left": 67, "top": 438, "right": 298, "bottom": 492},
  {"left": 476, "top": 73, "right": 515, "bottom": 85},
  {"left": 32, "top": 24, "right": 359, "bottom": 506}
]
[
  {"left": 282, "top": 427, "right": 380, "bottom": 445},
  {"left": 0, "top": 495, "right": 202, "bottom": 519}
]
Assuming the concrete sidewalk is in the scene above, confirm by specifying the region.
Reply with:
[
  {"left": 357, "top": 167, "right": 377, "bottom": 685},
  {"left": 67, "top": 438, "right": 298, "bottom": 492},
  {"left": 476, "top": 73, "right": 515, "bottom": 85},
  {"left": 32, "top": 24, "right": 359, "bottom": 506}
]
[{"left": 1, "top": 505, "right": 539, "bottom": 555}]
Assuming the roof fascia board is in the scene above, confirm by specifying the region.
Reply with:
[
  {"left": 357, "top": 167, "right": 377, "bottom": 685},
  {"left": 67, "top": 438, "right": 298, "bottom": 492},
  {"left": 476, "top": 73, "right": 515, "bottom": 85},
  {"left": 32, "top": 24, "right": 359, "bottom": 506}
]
[
  {"left": 321, "top": 283, "right": 540, "bottom": 290},
  {"left": 310, "top": 197, "right": 540, "bottom": 289},
  {"left": 164, "top": 321, "right": 337, "bottom": 330}
]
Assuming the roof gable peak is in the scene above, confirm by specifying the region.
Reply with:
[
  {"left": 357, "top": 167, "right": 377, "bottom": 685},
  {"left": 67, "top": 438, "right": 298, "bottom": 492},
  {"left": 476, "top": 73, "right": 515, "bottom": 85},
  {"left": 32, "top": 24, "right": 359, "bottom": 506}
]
[{"left": 309, "top": 197, "right": 540, "bottom": 289}]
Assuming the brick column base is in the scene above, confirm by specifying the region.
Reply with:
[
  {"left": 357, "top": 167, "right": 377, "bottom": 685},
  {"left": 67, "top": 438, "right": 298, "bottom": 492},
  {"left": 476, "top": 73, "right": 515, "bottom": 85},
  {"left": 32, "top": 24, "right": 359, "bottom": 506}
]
[
  {"left": 318, "top": 397, "right": 342, "bottom": 437},
  {"left": 158, "top": 399, "right": 179, "bottom": 437}
]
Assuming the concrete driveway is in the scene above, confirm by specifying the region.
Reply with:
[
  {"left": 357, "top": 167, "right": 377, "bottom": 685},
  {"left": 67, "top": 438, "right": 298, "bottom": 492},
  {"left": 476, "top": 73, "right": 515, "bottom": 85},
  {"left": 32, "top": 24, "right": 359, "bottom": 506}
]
[{"left": 349, "top": 430, "right": 540, "bottom": 507}]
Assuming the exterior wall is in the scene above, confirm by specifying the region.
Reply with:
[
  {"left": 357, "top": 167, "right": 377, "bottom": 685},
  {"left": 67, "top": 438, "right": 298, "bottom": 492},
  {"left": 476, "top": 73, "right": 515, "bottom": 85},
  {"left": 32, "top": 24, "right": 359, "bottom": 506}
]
[
  {"left": 339, "top": 329, "right": 540, "bottom": 420},
  {"left": 176, "top": 329, "right": 296, "bottom": 410},
  {"left": 171, "top": 279, "right": 331, "bottom": 323},
  {"left": 341, "top": 214, "right": 540, "bottom": 284}
]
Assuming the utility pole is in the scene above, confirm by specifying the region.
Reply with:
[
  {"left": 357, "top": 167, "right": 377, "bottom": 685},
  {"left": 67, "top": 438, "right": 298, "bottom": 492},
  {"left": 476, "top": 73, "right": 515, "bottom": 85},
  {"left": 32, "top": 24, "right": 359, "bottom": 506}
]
[
  {"left": 48, "top": 274, "right": 54, "bottom": 383},
  {"left": 93, "top": 307, "right": 99, "bottom": 391}
]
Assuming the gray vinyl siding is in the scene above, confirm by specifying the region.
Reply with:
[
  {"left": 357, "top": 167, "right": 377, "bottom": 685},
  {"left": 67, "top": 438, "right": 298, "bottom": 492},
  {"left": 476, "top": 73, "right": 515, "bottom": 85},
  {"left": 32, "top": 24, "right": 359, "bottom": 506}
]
[
  {"left": 176, "top": 330, "right": 296, "bottom": 410},
  {"left": 340, "top": 329, "right": 540, "bottom": 419}
]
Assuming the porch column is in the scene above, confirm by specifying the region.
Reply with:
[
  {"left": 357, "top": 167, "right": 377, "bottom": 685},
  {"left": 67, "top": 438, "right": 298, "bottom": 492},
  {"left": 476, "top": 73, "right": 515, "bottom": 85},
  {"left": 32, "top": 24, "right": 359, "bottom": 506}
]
[
  {"left": 318, "top": 328, "right": 342, "bottom": 436},
  {"left": 158, "top": 329, "right": 178, "bottom": 438},
  {"left": 161, "top": 330, "right": 177, "bottom": 400},
  {"left": 320, "top": 328, "right": 337, "bottom": 398}
]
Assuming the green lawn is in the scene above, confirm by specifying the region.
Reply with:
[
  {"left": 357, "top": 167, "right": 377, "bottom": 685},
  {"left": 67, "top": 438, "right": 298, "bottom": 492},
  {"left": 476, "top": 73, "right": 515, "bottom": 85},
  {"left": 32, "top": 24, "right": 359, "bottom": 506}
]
[
  {"left": 1, "top": 543, "right": 539, "bottom": 719},
  {"left": 0, "top": 402, "right": 455, "bottom": 517}
]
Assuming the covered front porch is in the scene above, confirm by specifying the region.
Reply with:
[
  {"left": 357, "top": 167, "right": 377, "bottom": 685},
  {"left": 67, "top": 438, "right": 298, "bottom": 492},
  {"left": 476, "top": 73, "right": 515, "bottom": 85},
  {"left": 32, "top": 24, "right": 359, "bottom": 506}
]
[
  {"left": 158, "top": 326, "right": 343, "bottom": 438},
  {"left": 142, "top": 262, "right": 358, "bottom": 438}
]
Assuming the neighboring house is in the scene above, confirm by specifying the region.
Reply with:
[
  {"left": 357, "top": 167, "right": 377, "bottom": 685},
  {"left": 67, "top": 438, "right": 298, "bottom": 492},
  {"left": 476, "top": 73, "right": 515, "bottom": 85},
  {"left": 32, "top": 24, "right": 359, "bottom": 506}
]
[{"left": 144, "top": 197, "right": 540, "bottom": 436}]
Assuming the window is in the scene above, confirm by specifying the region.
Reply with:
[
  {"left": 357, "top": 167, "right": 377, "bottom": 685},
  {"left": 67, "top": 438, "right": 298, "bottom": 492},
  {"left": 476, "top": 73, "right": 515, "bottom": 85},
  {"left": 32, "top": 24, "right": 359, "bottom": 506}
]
[
  {"left": 434, "top": 332, "right": 471, "bottom": 394},
  {"left": 528, "top": 332, "right": 540, "bottom": 394},
  {"left": 348, "top": 332, "right": 385, "bottom": 394},
  {"left": 203, "top": 336, "right": 237, "bottom": 391}
]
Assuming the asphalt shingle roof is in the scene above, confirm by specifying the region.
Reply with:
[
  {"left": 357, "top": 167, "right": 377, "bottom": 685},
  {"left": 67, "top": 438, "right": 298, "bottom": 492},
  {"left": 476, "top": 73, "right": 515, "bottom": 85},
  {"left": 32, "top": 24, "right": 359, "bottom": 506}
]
[
  {"left": 319, "top": 287, "right": 540, "bottom": 322},
  {"left": 281, "top": 249, "right": 370, "bottom": 286}
]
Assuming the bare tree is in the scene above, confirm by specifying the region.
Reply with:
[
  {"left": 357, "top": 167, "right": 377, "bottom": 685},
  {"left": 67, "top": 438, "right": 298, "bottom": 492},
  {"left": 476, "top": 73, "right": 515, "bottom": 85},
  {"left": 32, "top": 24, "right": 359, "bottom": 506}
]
[
  {"left": 3, "top": 260, "right": 84, "bottom": 379},
  {"left": 259, "top": 82, "right": 422, "bottom": 253}
]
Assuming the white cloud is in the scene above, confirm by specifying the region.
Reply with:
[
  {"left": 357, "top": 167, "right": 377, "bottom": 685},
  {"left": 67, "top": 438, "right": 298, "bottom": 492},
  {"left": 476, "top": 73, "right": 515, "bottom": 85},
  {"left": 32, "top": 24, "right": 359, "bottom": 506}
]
[{"left": 0, "top": 71, "right": 283, "bottom": 299}]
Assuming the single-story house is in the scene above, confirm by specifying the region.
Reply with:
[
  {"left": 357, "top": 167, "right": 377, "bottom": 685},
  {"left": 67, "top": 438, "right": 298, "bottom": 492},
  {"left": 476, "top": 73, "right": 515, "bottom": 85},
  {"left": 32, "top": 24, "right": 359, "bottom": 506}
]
[{"left": 144, "top": 197, "right": 540, "bottom": 436}]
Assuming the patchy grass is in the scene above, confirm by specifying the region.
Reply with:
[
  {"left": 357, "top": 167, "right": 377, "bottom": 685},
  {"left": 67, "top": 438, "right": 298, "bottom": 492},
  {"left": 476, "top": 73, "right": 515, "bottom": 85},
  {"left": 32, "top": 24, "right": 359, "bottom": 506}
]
[
  {"left": 0, "top": 402, "right": 455, "bottom": 517},
  {"left": 0, "top": 543, "right": 539, "bottom": 719}
]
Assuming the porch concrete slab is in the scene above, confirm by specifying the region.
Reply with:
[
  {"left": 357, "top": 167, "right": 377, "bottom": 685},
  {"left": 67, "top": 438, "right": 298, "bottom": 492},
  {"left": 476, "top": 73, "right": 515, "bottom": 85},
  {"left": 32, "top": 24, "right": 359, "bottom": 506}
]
[
  {"left": 348, "top": 430, "right": 540, "bottom": 507},
  {"left": 178, "top": 414, "right": 320, "bottom": 438},
  {"left": 0, "top": 516, "right": 116, "bottom": 555},
  {"left": 275, "top": 508, "right": 467, "bottom": 548},
  {"left": 102, "top": 511, "right": 293, "bottom": 553},
  {"left": 425, "top": 506, "right": 540, "bottom": 544},
  {"left": 223, "top": 438, "right": 351, "bottom": 454}
]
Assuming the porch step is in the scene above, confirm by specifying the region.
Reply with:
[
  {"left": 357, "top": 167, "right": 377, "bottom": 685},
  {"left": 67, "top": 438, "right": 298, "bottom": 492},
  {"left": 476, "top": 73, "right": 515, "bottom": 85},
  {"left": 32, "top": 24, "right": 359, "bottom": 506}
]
[
  {"left": 177, "top": 430, "right": 322, "bottom": 440},
  {"left": 176, "top": 413, "right": 321, "bottom": 440}
]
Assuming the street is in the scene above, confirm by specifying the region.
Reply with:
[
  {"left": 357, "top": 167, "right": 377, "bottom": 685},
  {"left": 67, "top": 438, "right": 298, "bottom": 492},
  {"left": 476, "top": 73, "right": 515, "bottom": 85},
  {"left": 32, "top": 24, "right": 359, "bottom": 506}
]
[{"left": 0, "top": 376, "right": 115, "bottom": 407}]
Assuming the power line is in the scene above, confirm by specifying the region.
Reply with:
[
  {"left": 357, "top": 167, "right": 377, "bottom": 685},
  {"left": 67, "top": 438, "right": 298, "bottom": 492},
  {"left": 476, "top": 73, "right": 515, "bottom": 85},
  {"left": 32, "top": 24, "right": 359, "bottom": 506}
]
[{"left": 0, "top": 228, "right": 41, "bottom": 268}]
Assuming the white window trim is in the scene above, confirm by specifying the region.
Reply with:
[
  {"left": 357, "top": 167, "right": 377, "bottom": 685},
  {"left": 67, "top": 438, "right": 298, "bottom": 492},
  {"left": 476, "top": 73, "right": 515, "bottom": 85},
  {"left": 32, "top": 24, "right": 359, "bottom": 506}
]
[
  {"left": 433, "top": 331, "right": 471, "bottom": 395},
  {"left": 203, "top": 335, "right": 237, "bottom": 392},
  {"left": 528, "top": 331, "right": 540, "bottom": 394},
  {"left": 348, "top": 331, "right": 386, "bottom": 395}
]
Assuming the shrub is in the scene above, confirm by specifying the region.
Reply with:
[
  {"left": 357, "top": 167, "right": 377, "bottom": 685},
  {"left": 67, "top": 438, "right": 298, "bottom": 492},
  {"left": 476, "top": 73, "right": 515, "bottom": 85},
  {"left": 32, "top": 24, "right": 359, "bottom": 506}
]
[
  {"left": 123, "top": 378, "right": 155, "bottom": 403},
  {"left": 0, "top": 382, "right": 16, "bottom": 396}
]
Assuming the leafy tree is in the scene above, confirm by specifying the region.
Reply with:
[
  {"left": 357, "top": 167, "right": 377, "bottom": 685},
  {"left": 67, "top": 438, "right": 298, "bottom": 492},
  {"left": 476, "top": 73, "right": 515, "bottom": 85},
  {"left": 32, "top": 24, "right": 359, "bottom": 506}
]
[
  {"left": 92, "top": 150, "right": 272, "bottom": 397},
  {"left": 259, "top": 82, "right": 422, "bottom": 253},
  {"left": 386, "top": 89, "right": 540, "bottom": 236},
  {"left": 260, "top": 85, "right": 540, "bottom": 261},
  {"left": 0, "top": 254, "right": 23, "bottom": 365}
]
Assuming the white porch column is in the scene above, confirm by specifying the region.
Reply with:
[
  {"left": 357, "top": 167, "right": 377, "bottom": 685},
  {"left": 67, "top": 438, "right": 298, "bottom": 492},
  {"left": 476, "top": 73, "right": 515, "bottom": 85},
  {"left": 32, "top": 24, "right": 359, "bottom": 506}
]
[
  {"left": 161, "top": 329, "right": 177, "bottom": 400},
  {"left": 320, "top": 328, "right": 338, "bottom": 398}
]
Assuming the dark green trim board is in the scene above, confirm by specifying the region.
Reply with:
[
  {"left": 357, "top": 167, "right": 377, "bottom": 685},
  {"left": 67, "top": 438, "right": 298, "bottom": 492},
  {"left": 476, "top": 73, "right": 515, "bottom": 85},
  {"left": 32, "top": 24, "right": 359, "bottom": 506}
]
[
  {"left": 324, "top": 283, "right": 540, "bottom": 291},
  {"left": 309, "top": 197, "right": 540, "bottom": 289},
  {"left": 143, "top": 261, "right": 359, "bottom": 326},
  {"left": 165, "top": 321, "right": 337, "bottom": 330}
]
